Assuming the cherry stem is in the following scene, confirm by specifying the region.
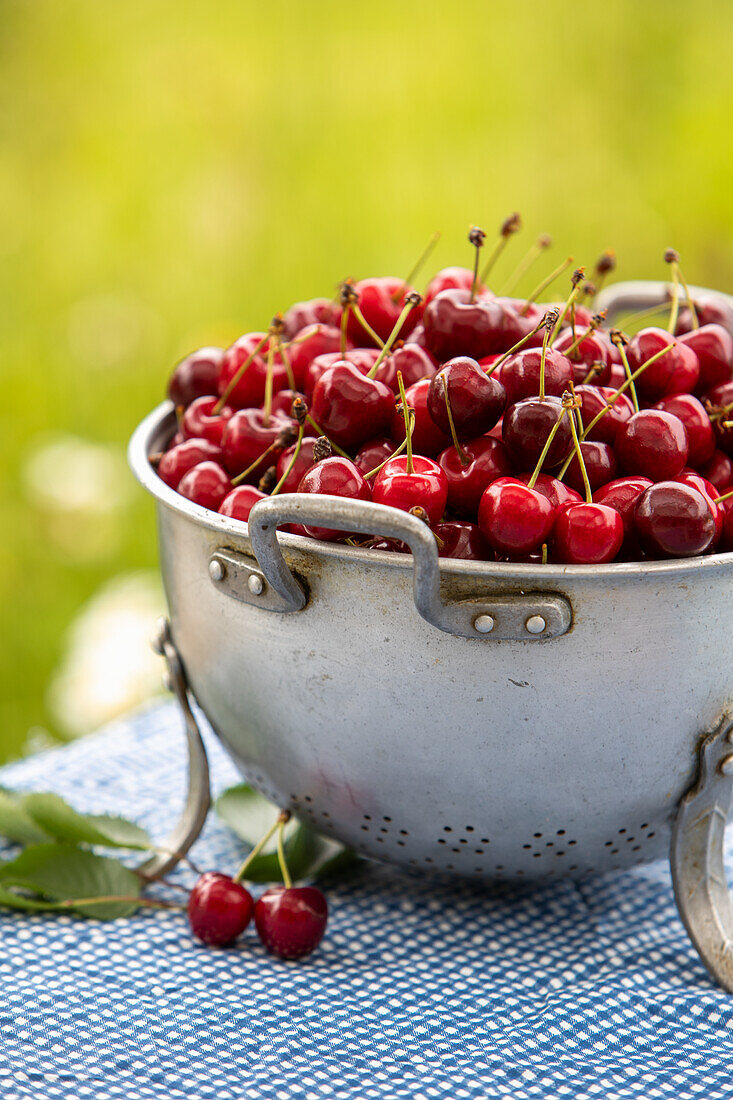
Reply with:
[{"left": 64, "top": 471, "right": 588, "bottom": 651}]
[
  {"left": 305, "top": 415, "right": 350, "bottom": 458},
  {"left": 619, "top": 301, "right": 671, "bottom": 329},
  {"left": 521, "top": 256, "right": 573, "bottom": 314},
  {"left": 277, "top": 339, "right": 296, "bottom": 390},
  {"left": 351, "top": 303, "right": 385, "bottom": 348},
  {"left": 713, "top": 488, "right": 733, "bottom": 504},
  {"left": 469, "top": 227, "right": 485, "bottom": 302},
  {"left": 276, "top": 817, "right": 293, "bottom": 889},
  {"left": 231, "top": 438, "right": 281, "bottom": 487},
  {"left": 395, "top": 231, "right": 441, "bottom": 301},
  {"left": 340, "top": 301, "right": 351, "bottom": 356},
  {"left": 270, "top": 424, "right": 305, "bottom": 496},
  {"left": 479, "top": 213, "right": 521, "bottom": 284},
  {"left": 568, "top": 405, "right": 592, "bottom": 503},
  {"left": 367, "top": 296, "right": 422, "bottom": 378},
  {"left": 396, "top": 371, "right": 414, "bottom": 475},
  {"left": 233, "top": 810, "right": 291, "bottom": 884},
  {"left": 214, "top": 333, "right": 270, "bottom": 414},
  {"left": 485, "top": 315, "right": 547, "bottom": 376},
  {"left": 55, "top": 895, "right": 185, "bottom": 911},
  {"left": 709, "top": 401, "right": 733, "bottom": 421},
  {"left": 564, "top": 314, "right": 603, "bottom": 357},
  {"left": 667, "top": 258, "right": 681, "bottom": 335},
  {"left": 574, "top": 343, "right": 674, "bottom": 445},
  {"left": 363, "top": 417, "right": 414, "bottom": 479},
  {"left": 500, "top": 234, "right": 552, "bottom": 296},
  {"left": 549, "top": 273, "right": 586, "bottom": 343},
  {"left": 541, "top": 542, "right": 548, "bottom": 565},
  {"left": 539, "top": 320, "right": 552, "bottom": 402},
  {"left": 526, "top": 407, "right": 567, "bottom": 489},
  {"left": 581, "top": 363, "right": 601, "bottom": 384},
  {"left": 613, "top": 336, "right": 639, "bottom": 413},
  {"left": 441, "top": 382, "right": 468, "bottom": 465},
  {"left": 678, "top": 267, "right": 699, "bottom": 330}
]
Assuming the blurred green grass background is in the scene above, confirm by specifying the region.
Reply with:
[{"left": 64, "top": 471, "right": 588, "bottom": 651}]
[{"left": 1, "top": 0, "right": 733, "bottom": 760}]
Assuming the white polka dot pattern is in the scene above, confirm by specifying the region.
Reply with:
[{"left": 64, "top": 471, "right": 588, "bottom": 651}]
[{"left": 0, "top": 701, "right": 732, "bottom": 1100}]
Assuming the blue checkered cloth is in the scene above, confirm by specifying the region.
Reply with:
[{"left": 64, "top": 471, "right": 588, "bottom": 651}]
[{"left": 1, "top": 701, "right": 733, "bottom": 1100}]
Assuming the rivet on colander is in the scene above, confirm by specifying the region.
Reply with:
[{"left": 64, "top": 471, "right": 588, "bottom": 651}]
[
  {"left": 718, "top": 754, "right": 733, "bottom": 776},
  {"left": 247, "top": 574, "right": 265, "bottom": 596},
  {"left": 208, "top": 559, "right": 225, "bottom": 583},
  {"left": 474, "top": 614, "right": 495, "bottom": 634},
  {"left": 525, "top": 615, "right": 546, "bottom": 635}
]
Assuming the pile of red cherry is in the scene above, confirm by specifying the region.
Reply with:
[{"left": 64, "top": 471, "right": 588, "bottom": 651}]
[{"left": 152, "top": 227, "right": 733, "bottom": 564}]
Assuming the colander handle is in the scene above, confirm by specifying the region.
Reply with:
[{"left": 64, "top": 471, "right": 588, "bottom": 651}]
[
  {"left": 671, "top": 714, "right": 733, "bottom": 992},
  {"left": 136, "top": 618, "right": 211, "bottom": 880},
  {"left": 596, "top": 279, "right": 733, "bottom": 320},
  {"left": 245, "top": 493, "right": 572, "bottom": 641}
]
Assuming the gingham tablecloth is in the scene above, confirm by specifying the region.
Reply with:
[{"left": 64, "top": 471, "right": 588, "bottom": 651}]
[{"left": 2, "top": 701, "right": 733, "bottom": 1100}]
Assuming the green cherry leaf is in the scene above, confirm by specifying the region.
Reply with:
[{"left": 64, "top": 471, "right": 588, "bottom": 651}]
[
  {"left": 21, "top": 793, "right": 151, "bottom": 850},
  {"left": 0, "top": 844, "right": 142, "bottom": 919},
  {"left": 0, "top": 789, "right": 52, "bottom": 845}
]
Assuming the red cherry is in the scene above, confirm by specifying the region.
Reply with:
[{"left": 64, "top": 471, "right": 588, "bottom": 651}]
[
  {"left": 478, "top": 477, "right": 555, "bottom": 554},
  {"left": 615, "top": 410, "right": 689, "bottom": 480},
  {"left": 282, "top": 298, "right": 339, "bottom": 338},
  {"left": 222, "top": 409, "right": 292, "bottom": 480},
  {"left": 626, "top": 328, "right": 699, "bottom": 400},
  {"left": 678, "top": 325, "right": 733, "bottom": 393},
  {"left": 634, "top": 482, "right": 716, "bottom": 558},
  {"left": 554, "top": 502, "right": 624, "bottom": 564},
  {"left": 433, "top": 521, "right": 492, "bottom": 560},
  {"left": 287, "top": 324, "right": 343, "bottom": 390},
  {"left": 438, "top": 436, "right": 511, "bottom": 518},
  {"left": 423, "top": 266, "right": 486, "bottom": 308},
  {"left": 390, "top": 378, "right": 451, "bottom": 456},
  {"left": 218, "top": 334, "right": 289, "bottom": 409},
  {"left": 297, "top": 457, "right": 371, "bottom": 540},
  {"left": 310, "top": 361, "right": 394, "bottom": 449},
  {"left": 157, "top": 438, "right": 223, "bottom": 489},
  {"left": 181, "top": 396, "right": 234, "bottom": 447},
  {"left": 722, "top": 498, "right": 733, "bottom": 550},
  {"left": 653, "top": 394, "right": 715, "bottom": 468},
  {"left": 552, "top": 328, "right": 611, "bottom": 385},
  {"left": 593, "top": 476, "right": 653, "bottom": 542},
  {"left": 573, "top": 385, "right": 634, "bottom": 445},
  {"left": 372, "top": 455, "right": 448, "bottom": 526},
  {"left": 607, "top": 361, "right": 628, "bottom": 389},
  {"left": 346, "top": 277, "right": 421, "bottom": 346},
  {"left": 676, "top": 294, "right": 733, "bottom": 340},
  {"left": 177, "top": 462, "right": 231, "bottom": 511},
  {"left": 502, "top": 396, "right": 573, "bottom": 471},
  {"left": 674, "top": 472, "right": 724, "bottom": 544},
  {"left": 168, "top": 347, "right": 224, "bottom": 406},
  {"left": 353, "top": 438, "right": 395, "bottom": 477},
  {"left": 219, "top": 485, "right": 266, "bottom": 523},
  {"left": 499, "top": 347, "right": 574, "bottom": 406},
  {"left": 188, "top": 873, "right": 254, "bottom": 946},
  {"left": 705, "top": 380, "right": 733, "bottom": 456},
  {"left": 423, "top": 288, "right": 508, "bottom": 362},
  {"left": 372, "top": 343, "right": 437, "bottom": 391},
  {"left": 274, "top": 437, "right": 319, "bottom": 494},
  {"left": 515, "top": 472, "right": 582, "bottom": 510},
  {"left": 254, "top": 885, "right": 328, "bottom": 959},
  {"left": 427, "top": 357, "right": 505, "bottom": 438},
  {"left": 700, "top": 449, "right": 733, "bottom": 492},
  {"left": 303, "top": 348, "right": 379, "bottom": 401},
  {"left": 563, "top": 441, "right": 618, "bottom": 495}
]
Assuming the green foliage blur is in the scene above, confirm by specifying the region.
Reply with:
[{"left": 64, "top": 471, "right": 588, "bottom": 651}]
[{"left": 1, "top": 0, "right": 733, "bottom": 760}]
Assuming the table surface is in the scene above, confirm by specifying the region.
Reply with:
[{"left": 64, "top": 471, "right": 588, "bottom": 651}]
[{"left": 1, "top": 700, "right": 733, "bottom": 1100}]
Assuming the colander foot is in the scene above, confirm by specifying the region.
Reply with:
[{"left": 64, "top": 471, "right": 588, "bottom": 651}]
[
  {"left": 671, "top": 714, "right": 733, "bottom": 992},
  {"left": 137, "top": 618, "right": 211, "bottom": 880}
]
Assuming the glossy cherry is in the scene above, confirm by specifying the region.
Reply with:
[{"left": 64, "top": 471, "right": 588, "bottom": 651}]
[
  {"left": 615, "top": 409, "right": 689, "bottom": 480},
  {"left": 282, "top": 298, "right": 339, "bottom": 338},
  {"left": 705, "top": 380, "right": 733, "bottom": 455},
  {"left": 626, "top": 328, "right": 699, "bottom": 401},
  {"left": 552, "top": 328, "right": 611, "bottom": 386},
  {"left": 372, "top": 455, "right": 448, "bottom": 525},
  {"left": 674, "top": 472, "right": 724, "bottom": 544},
  {"left": 499, "top": 347, "right": 574, "bottom": 406},
  {"left": 222, "top": 409, "right": 292, "bottom": 480},
  {"left": 554, "top": 502, "right": 624, "bottom": 564},
  {"left": 219, "top": 485, "right": 266, "bottom": 522},
  {"left": 427, "top": 356, "right": 505, "bottom": 439},
  {"left": 287, "top": 324, "right": 344, "bottom": 390},
  {"left": 653, "top": 394, "right": 715, "bottom": 468},
  {"left": 433, "top": 521, "right": 492, "bottom": 560},
  {"left": 177, "top": 461, "right": 231, "bottom": 510},
  {"left": 634, "top": 482, "right": 716, "bottom": 558},
  {"left": 573, "top": 385, "right": 634, "bottom": 445},
  {"left": 563, "top": 441, "right": 618, "bottom": 495},
  {"left": 700, "top": 449, "right": 733, "bottom": 492},
  {"left": 478, "top": 477, "right": 555, "bottom": 554},
  {"left": 677, "top": 325, "right": 733, "bottom": 393},
  {"left": 353, "top": 438, "right": 396, "bottom": 477},
  {"left": 390, "top": 378, "right": 451, "bottom": 456},
  {"left": 515, "top": 472, "right": 582, "bottom": 510},
  {"left": 437, "top": 436, "right": 511, "bottom": 518},
  {"left": 254, "top": 885, "right": 328, "bottom": 959},
  {"left": 346, "top": 277, "right": 421, "bottom": 346},
  {"left": 502, "top": 396, "right": 573, "bottom": 471},
  {"left": 423, "top": 266, "right": 486, "bottom": 307},
  {"left": 274, "top": 437, "right": 319, "bottom": 493},
  {"left": 218, "top": 333, "right": 289, "bottom": 409},
  {"left": 157, "top": 438, "right": 223, "bottom": 490},
  {"left": 181, "top": 396, "right": 234, "bottom": 446},
  {"left": 593, "top": 476, "right": 653, "bottom": 542},
  {"left": 373, "top": 342, "right": 437, "bottom": 391},
  {"left": 297, "top": 457, "right": 371, "bottom": 540},
  {"left": 310, "top": 361, "right": 394, "bottom": 449},
  {"left": 676, "top": 294, "right": 733, "bottom": 340},
  {"left": 168, "top": 347, "right": 224, "bottom": 406},
  {"left": 187, "top": 872, "right": 254, "bottom": 946},
  {"left": 423, "top": 288, "right": 507, "bottom": 362}
]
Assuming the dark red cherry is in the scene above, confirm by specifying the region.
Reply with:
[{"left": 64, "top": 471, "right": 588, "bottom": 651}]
[
  {"left": 283, "top": 298, "right": 339, "bottom": 338},
  {"left": 676, "top": 294, "right": 733, "bottom": 340},
  {"left": 424, "top": 266, "right": 486, "bottom": 308},
  {"left": 563, "top": 441, "right": 618, "bottom": 495},
  {"left": 433, "top": 521, "right": 492, "bottom": 560},
  {"left": 634, "top": 482, "right": 716, "bottom": 558},
  {"left": 423, "top": 288, "right": 507, "bottom": 362},
  {"left": 705, "top": 380, "right": 733, "bottom": 455},
  {"left": 222, "top": 409, "right": 291, "bottom": 480},
  {"left": 177, "top": 461, "right": 231, "bottom": 511},
  {"left": 346, "top": 277, "right": 421, "bottom": 346},
  {"left": 303, "top": 347, "right": 379, "bottom": 400},
  {"left": 181, "top": 396, "right": 234, "bottom": 446},
  {"left": 254, "top": 885, "right": 328, "bottom": 959},
  {"left": 552, "top": 328, "right": 611, "bottom": 385},
  {"left": 626, "top": 328, "right": 699, "bottom": 401},
  {"left": 270, "top": 390, "right": 316, "bottom": 436},
  {"left": 390, "top": 378, "right": 451, "bottom": 456},
  {"left": 574, "top": 385, "right": 634, "bottom": 445},
  {"left": 273, "top": 437, "right": 319, "bottom": 493},
  {"left": 372, "top": 455, "right": 448, "bottom": 526},
  {"left": 615, "top": 410, "right": 689, "bottom": 480},
  {"left": 515, "top": 472, "right": 582, "bottom": 510},
  {"left": 607, "top": 361, "right": 628, "bottom": 389},
  {"left": 218, "top": 333, "right": 289, "bottom": 409},
  {"left": 157, "top": 437, "right": 223, "bottom": 489},
  {"left": 477, "top": 477, "right": 555, "bottom": 554},
  {"left": 499, "top": 347, "right": 574, "bottom": 406},
  {"left": 483, "top": 298, "right": 545, "bottom": 349},
  {"left": 372, "top": 342, "right": 437, "bottom": 391},
  {"left": 297, "top": 457, "right": 371, "bottom": 540},
  {"left": 286, "top": 324, "right": 344, "bottom": 390},
  {"left": 722, "top": 498, "right": 733, "bottom": 550},
  {"left": 310, "top": 361, "right": 394, "bottom": 449},
  {"left": 219, "top": 485, "right": 266, "bottom": 523},
  {"left": 653, "top": 394, "right": 715, "bottom": 468},
  {"left": 502, "top": 396, "right": 573, "bottom": 471},
  {"left": 353, "top": 438, "right": 395, "bottom": 477},
  {"left": 700, "top": 449, "right": 733, "bottom": 492},
  {"left": 438, "top": 436, "right": 511, "bottom": 518},
  {"left": 187, "top": 872, "right": 254, "bottom": 946},
  {"left": 593, "top": 476, "right": 653, "bottom": 541},
  {"left": 554, "top": 502, "right": 624, "bottom": 564},
  {"left": 674, "top": 472, "right": 723, "bottom": 544},
  {"left": 427, "top": 356, "right": 505, "bottom": 439},
  {"left": 678, "top": 325, "right": 733, "bottom": 393},
  {"left": 168, "top": 347, "right": 224, "bottom": 406}
]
